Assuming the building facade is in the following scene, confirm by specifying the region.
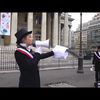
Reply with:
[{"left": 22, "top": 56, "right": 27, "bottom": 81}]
[
  {"left": 74, "top": 13, "right": 100, "bottom": 55},
  {"left": 87, "top": 13, "right": 100, "bottom": 51},
  {"left": 0, "top": 12, "right": 74, "bottom": 47}
]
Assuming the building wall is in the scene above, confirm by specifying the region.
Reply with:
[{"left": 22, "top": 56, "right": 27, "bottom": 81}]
[{"left": 0, "top": 12, "right": 74, "bottom": 47}]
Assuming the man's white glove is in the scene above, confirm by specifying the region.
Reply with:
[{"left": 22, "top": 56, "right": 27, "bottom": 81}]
[
  {"left": 52, "top": 45, "right": 68, "bottom": 59},
  {"left": 35, "top": 47, "right": 42, "bottom": 54},
  {"left": 53, "top": 51, "right": 68, "bottom": 59}
]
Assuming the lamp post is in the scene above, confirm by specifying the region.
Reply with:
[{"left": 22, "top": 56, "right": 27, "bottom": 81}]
[{"left": 77, "top": 12, "right": 84, "bottom": 73}]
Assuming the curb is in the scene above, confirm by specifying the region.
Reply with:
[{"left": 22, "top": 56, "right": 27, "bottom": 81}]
[{"left": 0, "top": 65, "right": 92, "bottom": 73}]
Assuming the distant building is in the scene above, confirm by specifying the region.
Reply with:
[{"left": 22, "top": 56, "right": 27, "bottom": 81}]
[
  {"left": 74, "top": 22, "right": 89, "bottom": 54},
  {"left": 74, "top": 13, "right": 100, "bottom": 55},
  {"left": 87, "top": 13, "right": 100, "bottom": 51}
]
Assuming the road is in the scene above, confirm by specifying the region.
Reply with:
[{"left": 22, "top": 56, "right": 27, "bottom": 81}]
[
  {"left": 40, "top": 67, "right": 95, "bottom": 87},
  {"left": 0, "top": 67, "right": 95, "bottom": 87}
]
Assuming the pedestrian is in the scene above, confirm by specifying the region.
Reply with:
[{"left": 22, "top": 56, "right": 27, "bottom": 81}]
[
  {"left": 92, "top": 45, "right": 100, "bottom": 88},
  {"left": 14, "top": 28, "right": 68, "bottom": 88}
]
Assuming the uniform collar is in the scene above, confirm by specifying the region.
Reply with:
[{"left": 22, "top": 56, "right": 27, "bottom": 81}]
[
  {"left": 19, "top": 43, "right": 32, "bottom": 52},
  {"left": 95, "top": 51, "right": 100, "bottom": 59}
]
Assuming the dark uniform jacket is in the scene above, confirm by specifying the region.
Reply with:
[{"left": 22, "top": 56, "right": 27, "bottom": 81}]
[
  {"left": 14, "top": 45, "right": 54, "bottom": 88},
  {"left": 92, "top": 51, "right": 100, "bottom": 71}
]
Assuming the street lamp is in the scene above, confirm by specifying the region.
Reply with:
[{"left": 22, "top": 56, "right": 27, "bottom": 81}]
[{"left": 77, "top": 12, "right": 84, "bottom": 73}]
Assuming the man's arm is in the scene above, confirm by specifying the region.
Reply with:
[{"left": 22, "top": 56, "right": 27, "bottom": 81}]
[{"left": 39, "top": 51, "right": 54, "bottom": 59}]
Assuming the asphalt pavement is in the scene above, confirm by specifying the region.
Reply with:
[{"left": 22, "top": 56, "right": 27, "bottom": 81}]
[{"left": 0, "top": 67, "right": 95, "bottom": 88}]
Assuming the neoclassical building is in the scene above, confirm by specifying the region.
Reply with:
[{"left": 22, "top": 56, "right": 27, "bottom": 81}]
[{"left": 0, "top": 12, "right": 74, "bottom": 47}]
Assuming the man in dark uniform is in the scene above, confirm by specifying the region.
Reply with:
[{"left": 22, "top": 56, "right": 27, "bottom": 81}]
[
  {"left": 14, "top": 28, "right": 55, "bottom": 88},
  {"left": 92, "top": 46, "right": 100, "bottom": 88}
]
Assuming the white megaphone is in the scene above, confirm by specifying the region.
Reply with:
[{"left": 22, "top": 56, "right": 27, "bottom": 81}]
[{"left": 33, "top": 39, "right": 49, "bottom": 48}]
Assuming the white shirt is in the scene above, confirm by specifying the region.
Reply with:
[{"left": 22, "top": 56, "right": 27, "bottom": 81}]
[{"left": 20, "top": 43, "right": 32, "bottom": 52}]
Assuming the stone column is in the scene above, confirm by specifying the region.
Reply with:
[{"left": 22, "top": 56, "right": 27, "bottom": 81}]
[
  {"left": 53, "top": 13, "right": 58, "bottom": 47},
  {"left": 64, "top": 13, "right": 69, "bottom": 47},
  {"left": 68, "top": 28, "right": 71, "bottom": 48},
  {"left": 58, "top": 13, "right": 61, "bottom": 45},
  {"left": 11, "top": 13, "right": 18, "bottom": 45},
  {"left": 68, "top": 26, "right": 72, "bottom": 48},
  {"left": 47, "top": 13, "right": 52, "bottom": 46},
  {"left": 41, "top": 12, "right": 47, "bottom": 41},
  {"left": 27, "top": 13, "right": 33, "bottom": 36}
]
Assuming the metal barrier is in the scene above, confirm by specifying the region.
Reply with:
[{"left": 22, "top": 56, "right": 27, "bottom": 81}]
[
  {"left": 0, "top": 45, "right": 92, "bottom": 71},
  {"left": 0, "top": 45, "right": 77, "bottom": 71},
  {"left": 0, "top": 46, "right": 19, "bottom": 71}
]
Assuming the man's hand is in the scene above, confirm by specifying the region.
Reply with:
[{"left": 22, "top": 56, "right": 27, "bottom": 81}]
[{"left": 52, "top": 45, "right": 68, "bottom": 59}]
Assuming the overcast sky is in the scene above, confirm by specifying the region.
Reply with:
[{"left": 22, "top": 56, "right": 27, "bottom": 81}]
[{"left": 68, "top": 12, "right": 98, "bottom": 31}]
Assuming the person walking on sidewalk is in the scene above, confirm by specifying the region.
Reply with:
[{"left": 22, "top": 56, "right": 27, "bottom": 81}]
[{"left": 92, "top": 45, "right": 100, "bottom": 87}]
